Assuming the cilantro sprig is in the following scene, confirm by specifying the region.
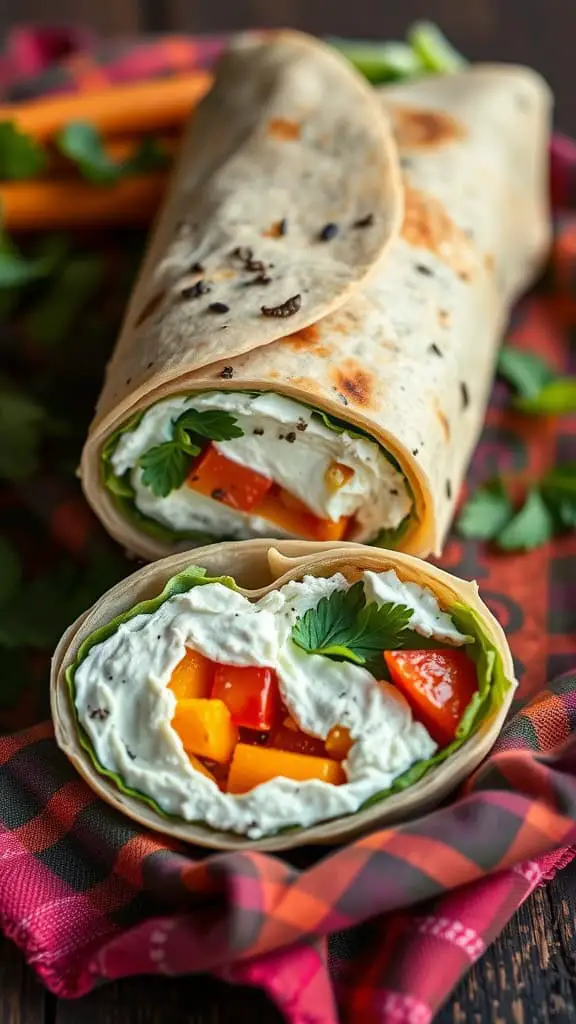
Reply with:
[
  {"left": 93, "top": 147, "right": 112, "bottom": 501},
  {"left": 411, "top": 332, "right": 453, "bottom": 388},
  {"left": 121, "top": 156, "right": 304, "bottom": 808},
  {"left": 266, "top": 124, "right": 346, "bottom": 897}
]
[
  {"left": 0, "top": 122, "right": 47, "bottom": 180},
  {"left": 498, "top": 345, "right": 576, "bottom": 415},
  {"left": 291, "top": 581, "right": 414, "bottom": 671},
  {"left": 56, "top": 122, "right": 168, "bottom": 185},
  {"left": 139, "top": 408, "right": 244, "bottom": 498},
  {"left": 458, "top": 465, "right": 576, "bottom": 551}
]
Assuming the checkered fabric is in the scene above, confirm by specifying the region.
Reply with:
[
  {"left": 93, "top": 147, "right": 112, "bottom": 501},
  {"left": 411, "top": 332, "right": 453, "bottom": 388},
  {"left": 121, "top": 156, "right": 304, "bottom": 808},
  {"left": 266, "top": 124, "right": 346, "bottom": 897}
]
[{"left": 0, "top": 26, "right": 574, "bottom": 1024}]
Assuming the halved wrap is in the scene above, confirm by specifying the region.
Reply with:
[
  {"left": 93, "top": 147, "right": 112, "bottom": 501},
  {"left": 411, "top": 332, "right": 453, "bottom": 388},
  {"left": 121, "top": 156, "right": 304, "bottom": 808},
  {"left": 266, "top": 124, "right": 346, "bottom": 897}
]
[
  {"left": 80, "top": 29, "right": 552, "bottom": 561},
  {"left": 52, "top": 539, "right": 516, "bottom": 852}
]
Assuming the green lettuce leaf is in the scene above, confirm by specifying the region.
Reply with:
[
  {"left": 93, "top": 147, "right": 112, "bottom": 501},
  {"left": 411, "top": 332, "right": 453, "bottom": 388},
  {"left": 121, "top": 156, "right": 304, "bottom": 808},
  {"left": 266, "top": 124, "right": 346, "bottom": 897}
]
[{"left": 66, "top": 565, "right": 238, "bottom": 819}]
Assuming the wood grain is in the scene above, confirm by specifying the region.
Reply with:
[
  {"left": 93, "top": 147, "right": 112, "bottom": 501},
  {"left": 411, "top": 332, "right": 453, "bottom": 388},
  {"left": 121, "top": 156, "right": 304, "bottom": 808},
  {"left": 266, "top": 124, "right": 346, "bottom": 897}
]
[{"left": 0, "top": 934, "right": 45, "bottom": 1024}]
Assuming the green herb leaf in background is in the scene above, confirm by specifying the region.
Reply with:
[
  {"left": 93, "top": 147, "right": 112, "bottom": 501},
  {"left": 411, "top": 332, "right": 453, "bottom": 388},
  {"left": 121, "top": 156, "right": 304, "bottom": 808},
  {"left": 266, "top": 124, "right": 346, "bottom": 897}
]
[
  {"left": 497, "top": 345, "right": 576, "bottom": 414},
  {"left": 407, "top": 21, "right": 467, "bottom": 73},
  {"left": 496, "top": 489, "right": 554, "bottom": 551},
  {"left": 292, "top": 581, "right": 413, "bottom": 665},
  {"left": 0, "top": 230, "right": 68, "bottom": 289},
  {"left": 457, "top": 479, "right": 513, "bottom": 540},
  {"left": 56, "top": 121, "right": 168, "bottom": 185},
  {"left": 139, "top": 441, "right": 194, "bottom": 497},
  {"left": 0, "top": 386, "right": 52, "bottom": 480},
  {"left": 0, "top": 121, "right": 47, "bottom": 180},
  {"left": 25, "top": 254, "right": 105, "bottom": 349},
  {"left": 328, "top": 39, "right": 424, "bottom": 83},
  {"left": 540, "top": 464, "right": 576, "bottom": 528}
]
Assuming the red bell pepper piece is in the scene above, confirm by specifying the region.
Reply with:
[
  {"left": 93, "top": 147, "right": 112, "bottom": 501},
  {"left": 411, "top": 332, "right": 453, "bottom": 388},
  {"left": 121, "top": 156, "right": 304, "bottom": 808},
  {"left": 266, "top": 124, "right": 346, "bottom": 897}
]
[
  {"left": 187, "top": 444, "right": 273, "bottom": 512},
  {"left": 211, "top": 664, "right": 281, "bottom": 732},
  {"left": 384, "top": 649, "right": 478, "bottom": 747}
]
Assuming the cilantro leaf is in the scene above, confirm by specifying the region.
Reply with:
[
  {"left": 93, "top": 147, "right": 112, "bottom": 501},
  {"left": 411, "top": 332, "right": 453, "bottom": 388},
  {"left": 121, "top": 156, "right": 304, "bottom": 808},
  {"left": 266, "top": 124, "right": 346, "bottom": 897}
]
[
  {"left": 0, "top": 231, "right": 68, "bottom": 289},
  {"left": 457, "top": 479, "right": 513, "bottom": 540},
  {"left": 291, "top": 581, "right": 413, "bottom": 665},
  {"left": 541, "top": 464, "right": 576, "bottom": 528},
  {"left": 139, "top": 442, "right": 193, "bottom": 497},
  {"left": 0, "top": 386, "right": 51, "bottom": 480},
  {"left": 514, "top": 378, "right": 576, "bottom": 415},
  {"left": 56, "top": 122, "right": 120, "bottom": 184},
  {"left": 56, "top": 123, "right": 169, "bottom": 185},
  {"left": 175, "top": 408, "right": 244, "bottom": 443},
  {"left": 407, "top": 21, "right": 466, "bottom": 73},
  {"left": 0, "top": 121, "right": 47, "bottom": 180},
  {"left": 497, "top": 346, "right": 555, "bottom": 399},
  {"left": 496, "top": 489, "right": 554, "bottom": 551},
  {"left": 0, "top": 538, "right": 21, "bottom": 606}
]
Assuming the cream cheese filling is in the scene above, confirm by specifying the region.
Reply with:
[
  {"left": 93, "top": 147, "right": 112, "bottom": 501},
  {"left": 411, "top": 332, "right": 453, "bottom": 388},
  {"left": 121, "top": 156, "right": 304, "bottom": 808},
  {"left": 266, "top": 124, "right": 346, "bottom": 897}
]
[
  {"left": 110, "top": 392, "right": 412, "bottom": 541},
  {"left": 74, "top": 570, "right": 470, "bottom": 839}
]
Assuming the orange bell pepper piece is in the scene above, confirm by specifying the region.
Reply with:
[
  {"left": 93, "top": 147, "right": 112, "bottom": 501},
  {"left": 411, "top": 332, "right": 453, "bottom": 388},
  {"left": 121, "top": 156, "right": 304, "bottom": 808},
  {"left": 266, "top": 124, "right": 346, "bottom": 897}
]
[
  {"left": 171, "top": 698, "right": 237, "bottom": 763},
  {"left": 169, "top": 648, "right": 214, "bottom": 700},
  {"left": 325, "top": 725, "right": 354, "bottom": 760},
  {"left": 187, "top": 444, "right": 272, "bottom": 512},
  {"left": 227, "top": 743, "right": 345, "bottom": 793},
  {"left": 187, "top": 754, "right": 216, "bottom": 782},
  {"left": 255, "top": 488, "right": 350, "bottom": 542},
  {"left": 211, "top": 664, "right": 281, "bottom": 731},
  {"left": 384, "top": 649, "right": 478, "bottom": 747}
]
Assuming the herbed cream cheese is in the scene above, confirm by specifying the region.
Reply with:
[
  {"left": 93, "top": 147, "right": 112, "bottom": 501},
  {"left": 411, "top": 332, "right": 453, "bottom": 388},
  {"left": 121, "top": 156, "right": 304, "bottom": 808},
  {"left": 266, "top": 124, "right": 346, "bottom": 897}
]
[
  {"left": 110, "top": 391, "right": 412, "bottom": 540},
  {"left": 74, "top": 569, "right": 471, "bottom": 839}
]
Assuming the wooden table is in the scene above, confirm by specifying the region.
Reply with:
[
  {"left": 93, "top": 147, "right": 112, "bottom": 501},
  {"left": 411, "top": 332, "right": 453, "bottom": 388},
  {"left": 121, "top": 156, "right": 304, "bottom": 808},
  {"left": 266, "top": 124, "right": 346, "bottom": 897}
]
[{"left": 0, "top": 1, "right": 575, "bottom": 1020}]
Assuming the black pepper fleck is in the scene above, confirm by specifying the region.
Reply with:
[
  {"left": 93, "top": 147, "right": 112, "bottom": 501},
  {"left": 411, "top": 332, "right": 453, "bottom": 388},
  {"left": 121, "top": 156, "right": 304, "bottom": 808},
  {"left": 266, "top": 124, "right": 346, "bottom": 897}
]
[
  {"left": 190, "top": 261, "right": 204, "bottom": 273},
  {"left": 146, "top": 360, "right": 154, "bottom": 369},
  {"left": 125, "top": 377, "right": 132, "bottom": 385},
  {"left": 211, "top": 488, "right": 227, "bottom": 500},
  {"left": 446, "top": 480, "right": 452, "bottom": 499},
  {"left": 125, "top": 746, "right": 136, "bottom": 761},
  {"left": 89, "top": 708, "right": 110, "bottom": 721},
  {"left": 181, "top": 280, "right": 211, "bottom": 300},
  {"left": 318, "top": 222, "right": 339, "bottom": 242},
  {"left": 253, "top": 427, "right": 264, "bottom": 435},
  {"left": 460, "top": 382, "right": 470, "bottom": 409},
  {"left": 208, "top": 302, "right": 229, "bottom": 314},
  {"left": 429, "top": 343, "right": 443, "bottom": 356},
  {"left": 390, "top": 489, "right": 398, "bottom": 496},
  {"left": 296, "top": 418, "right": 308, "bottom": 431},
  {"left": 279, "top": 218, "right": 288, "bottom": 235},
  {"left": 412, "top": 448, "right": 419, "bottom": 456},
  {"left": 285, "top": 431, "right": 296, "bottom": 443},
  {"left": 261, "top": 294, "right": 301, "bottom": 318},
  {"left": 219, "top": 366, "right": 234, "bottom": 379},
  {"left": 416, "top": 264, "right": 433, "bottom": 276},
  {"left": 353, "top": 212, "right": 374, "bottom": 229}
]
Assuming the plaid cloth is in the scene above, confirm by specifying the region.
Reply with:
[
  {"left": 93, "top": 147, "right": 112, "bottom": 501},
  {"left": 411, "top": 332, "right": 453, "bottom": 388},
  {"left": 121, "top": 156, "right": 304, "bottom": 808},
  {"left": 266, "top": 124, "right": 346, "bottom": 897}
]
[{"left": 0, "top": 26, "right": 575, "bottom": 1024}]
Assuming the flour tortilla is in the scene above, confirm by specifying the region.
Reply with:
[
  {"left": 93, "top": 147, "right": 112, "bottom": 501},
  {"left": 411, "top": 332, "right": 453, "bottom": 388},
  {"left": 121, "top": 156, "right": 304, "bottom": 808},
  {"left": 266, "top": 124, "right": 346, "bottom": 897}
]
[
  {"left": 51, "top": 539, "right": 516, "bottom": 852},
  {"left": 80, "top": 36, "right": 551, "bottom": 561}
]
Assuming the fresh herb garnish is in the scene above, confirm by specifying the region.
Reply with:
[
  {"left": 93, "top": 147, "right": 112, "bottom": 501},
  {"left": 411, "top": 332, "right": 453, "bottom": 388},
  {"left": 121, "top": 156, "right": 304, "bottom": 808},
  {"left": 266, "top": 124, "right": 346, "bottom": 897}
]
[
  {"left": 330, "top": 21, "right": 466, "bottom": 84},
  {"left": 458, "top": 466, "right": 576, "bottom": 551},
  {"left": 497, "top": 345, "right": 576, "bottom": 414},
  {"left": 291, "top": 581, "right": 413, "bottom": 669},
  {"left": 138, "top": 407, "right": 243, "bottom": 498},
  {"left": 56, "top": 121, "right": 167, "bottom": 185},
  {"left": 0, "top": 384, "right": 59, "bottom": 480},
  {"left": 0, "top": 121, "right": 47, "bottom": 180}
]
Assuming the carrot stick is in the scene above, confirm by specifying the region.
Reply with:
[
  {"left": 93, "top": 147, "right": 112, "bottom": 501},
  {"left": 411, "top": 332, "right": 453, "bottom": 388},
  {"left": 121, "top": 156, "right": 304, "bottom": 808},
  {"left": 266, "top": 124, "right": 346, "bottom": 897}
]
[
  {"left": 0, "top": 72, "right": 211, "bottom": 142},
  {"left": 0, "top": 172, "right": 168, "bottom": 230}
]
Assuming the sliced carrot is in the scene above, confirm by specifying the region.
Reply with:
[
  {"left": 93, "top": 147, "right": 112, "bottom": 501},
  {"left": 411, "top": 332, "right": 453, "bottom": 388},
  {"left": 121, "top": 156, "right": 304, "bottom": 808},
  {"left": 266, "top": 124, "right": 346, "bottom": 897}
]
[
  {"left": 171, "top": 698, "right": 237, "bottom": 764},
  {"left": 227, "top": 744, "right": 345, "bottom": 794},
  {"left": 384, "top": 649, "right": 478, "bottom": 747},
  {"left": 169, "top": 648, "right": 214, "bottom": 701},
  {"left": 187, "top": 444, "right": 273, "bottom": 512},
  {"left": 0, "top": 172, "right": 167, "bottom": 230},
  {"left": 0, "top": 72, "right": 211, "bottom": 141}
]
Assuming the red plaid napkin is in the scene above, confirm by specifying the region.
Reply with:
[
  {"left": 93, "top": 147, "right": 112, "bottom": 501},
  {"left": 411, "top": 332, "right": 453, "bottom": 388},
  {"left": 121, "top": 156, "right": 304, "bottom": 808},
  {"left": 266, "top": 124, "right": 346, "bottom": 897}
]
[{"left": 0, "top": 26, "right": 575, "bottom": 1024}]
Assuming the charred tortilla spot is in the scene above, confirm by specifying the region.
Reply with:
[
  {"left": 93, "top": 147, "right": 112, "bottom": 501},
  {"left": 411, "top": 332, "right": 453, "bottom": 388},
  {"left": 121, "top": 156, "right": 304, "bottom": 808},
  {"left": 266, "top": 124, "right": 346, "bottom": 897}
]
[
  {"left": 446, "top": 480, "right": 453, "bottom": 500},
  {"left": 402, "top": 185, "right": 476, "bottom": 281},
  {"left": 134, "top": 291, "right": 165, "bottom": 327},
  {"left": 438, "top": 308, "right": 450, "bottom": 327},
  {"left": 333, "top": 361, "right": 373, "bottom": 407},
  {"left": 268, "top": 117, "right": 301, "bottom": 141},
  {"left": 484, "top": 253, "right": 495, "bottom": 272},
  {"left": 460, "top": 382, "right": 470, "bottom": 409},
  {"left": 219, "top": 366, "right": 234, "bottom": 379},
  {"left": 391, "top": 106, "right": 466, "bottom": 149},
  {"left": 287, "top": 324, "right": 320, "bottom": 348}
]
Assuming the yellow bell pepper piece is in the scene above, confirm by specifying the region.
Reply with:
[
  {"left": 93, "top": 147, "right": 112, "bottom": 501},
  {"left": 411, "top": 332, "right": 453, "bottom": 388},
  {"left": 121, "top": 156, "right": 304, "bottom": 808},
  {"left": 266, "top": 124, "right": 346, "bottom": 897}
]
[
  {"left": 325, "top": 726, "right": 353, "bottom": 760},
  {"left": 227, "top": 743, "right": 345, "bottom": 794},
  {"left": 172, "top": 698, "right": 237, "bottom": 764},
  {"left": 169, "top": 647, "right": 214, "bottom": 700}
]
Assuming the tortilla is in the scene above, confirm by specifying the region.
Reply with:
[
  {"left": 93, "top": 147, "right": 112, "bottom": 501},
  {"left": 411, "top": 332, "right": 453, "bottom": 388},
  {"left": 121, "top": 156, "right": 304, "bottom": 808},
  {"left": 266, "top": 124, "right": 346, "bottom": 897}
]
[
  {"left": 80, "top": 30, "right": 552, "bottom": 560},
  {"left": 51, "top": 538, "right": 516, "bottom": 852}
]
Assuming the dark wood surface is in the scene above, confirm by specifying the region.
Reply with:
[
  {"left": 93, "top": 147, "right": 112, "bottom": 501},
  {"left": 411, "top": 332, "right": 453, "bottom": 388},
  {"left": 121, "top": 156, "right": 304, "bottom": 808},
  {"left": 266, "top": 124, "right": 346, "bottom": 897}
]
[{"left": 0, "top": 1, "right": 575, "bottom": 1021}]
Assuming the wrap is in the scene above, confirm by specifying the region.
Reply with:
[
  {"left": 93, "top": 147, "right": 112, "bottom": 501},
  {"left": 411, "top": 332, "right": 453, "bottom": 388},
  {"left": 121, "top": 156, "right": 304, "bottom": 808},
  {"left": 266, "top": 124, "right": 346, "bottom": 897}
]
[
  {"left": 52, "top": 539, "right": 516, "bottom": 852},
  {"left": 80, "top": 30, "right": 552, "bottom": 561}
]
